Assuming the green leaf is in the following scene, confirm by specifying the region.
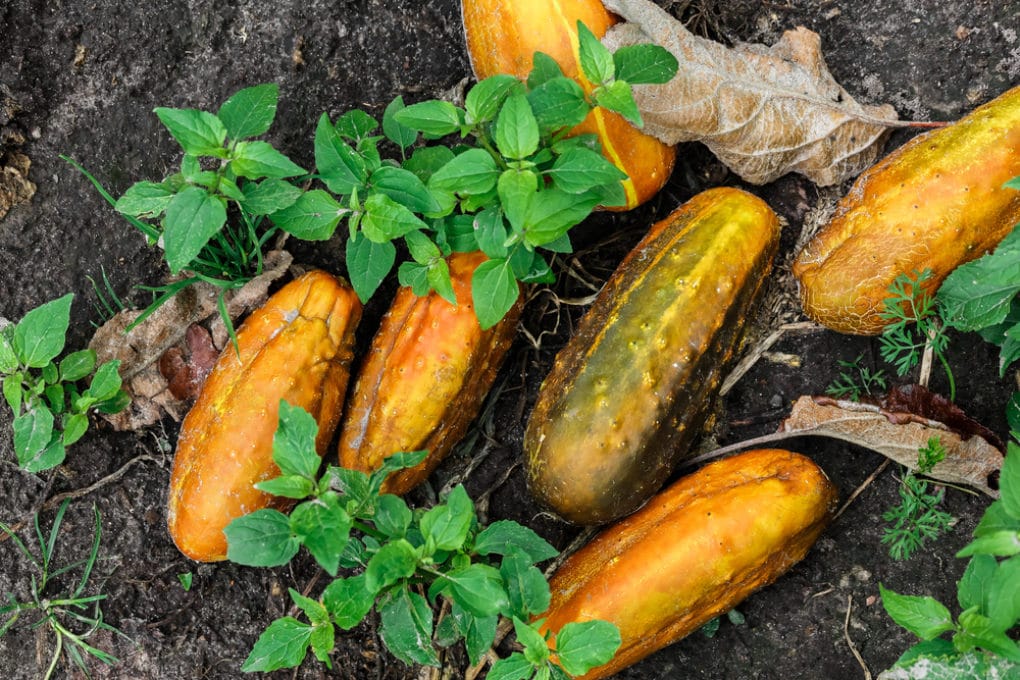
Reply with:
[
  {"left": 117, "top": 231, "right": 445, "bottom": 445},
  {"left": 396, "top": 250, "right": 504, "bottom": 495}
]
[
  {"left": 987, "top": 555, "right": 1020, "bottom": 631},
  {"left": 346, "top": 235, "right": 395, "bottom": 302},
  {"left": 383, "top": 96, "right": 418, "bottom": 149},
  {"left": 427, "top": 258, "right": 457, "bottom": 306},
  {"left": 466, "top": 75, "right": 521, "bottom": 124},
  {"left": 224, "top": 508, "right": 300, "bottom": 567},
  {"left": 365, "top": 539, "right": 419, "bottom": 593},
  {"left": 0, "top": 332, "right": 17, "bottom": 373},
  {"left": 3, "top": 373, "right": 23, "bottom": 413},
  {"left": 269, "top": 189, "right": 343, "bottom": 240},
  {"left": 495, "top": 94, "right": 540, "bottom": 160},
  {"left": 403, "top": 146, "right": 456, "bottom": 183},
  {"left": 1009, "top": 392, "right": 1020, "bottom": 433},
  {"left": 231, "top": 141, "right": 306, "bottom": 179},
  {"left": 473, "top": 521, "right": 558, "bottom": 563},
  {"left": 370, "top": 165, "right": 440, "bottom": 213},
  {"left": 94, "top": 390, "right": 130, "bottom": 415},
  {"left": 420, "top": 485, "right": 474, "bottom": 552},
  {"left": 594, "top": 80, "right": 642, "bottom": 127},
  {"left": 324, "top": 573, "right": 376, "bottom": 630},
  {"left": 576, "top": 21, "right": 614, "bottom": 85},
  {"left": 879, "top": 584, "right": 956, "bottom": 640},
  {"left": 472, "top": 258, "right": 520, "bottom": 330},
  {"left": 217, "top": 83, "right": 278, "bottom": 140},
  {"left": 939, "top": 253, "right": 1020, "bottom": 331},
  {"left": 58, "top": 349, "right": 96, "bottom": 382},
  {"left": 178, "top": 572, "right": 193, "bottom": 591},
  {"left": 450, "top": 602, "right": 498, "bottom": 665},
  {"left": 14, "top": 294, "right": 72, "bottom": 368},
  {"left": 154, "top": 107, "right": 227, "bottom": 156},
  {"left": 271, "top": 401, "right": 321, "bottom": 479},
  {"left": 241, "top": 617, "right": 312, "bottom": 672},
  {"left": 44, "top": 382, "right": 64, "bottom": 413},
  {"left": 162, "top": 186, "right": 228, "bottom": 273},
  {"left": 547, "top": 147, "right": 627, "bottom": 194},
  {"left": 1001, "top": 442, "right": 1020, "bottom": 518},
  {"left": 473, "top": 208, "right": 509, "bottom": 259},
  {"left": 374, "top": 494, "right": 413, "bottom": 539},
  {"left": 523, "top": 188, "right": 600, "bottom": 247},
  {"left": 240, "top": 178, "right": 302, "bottom": 215},
  {"left": 613, "top": 44, "right": 679, "bottom": 85},
  {"left": 498, "top": 169, "right": 537, "bottom": 233},
  {"left": 487, "top": 652, "right": 535, "bottom": 680},
  {"left": 86, "top": 360, "right": 122, "bottom": 402},
  {"left": 404, "top": 229, "right": 442, "bottom": 265},
  {"left": 976, "top": 501, "right": 1020, "bottom": 537},
  {"left": 514, "top": 616, "right": 550, "bottom": 665},
  {"left": 528, "top": 51, "right": 566, "bottom": 89},
  {"left": 399, "top": 261, "right": 431, "bottom": 296},
  {"left": 361, "top": 192, "right": 430, "bottom": 243},
  {"left": 22, "top": 434, "right": 64, "bottom": 473},
  {"left": 291, "top": 493, "right": 352, "bottom": 576},
  {"left": 958, "top": 530, "right": 1020, "bottom": 558},
  {"left": 527, "top": 77, "right": 590, "bottom": 133},
  {"left": 442, "top": 564, "right": 509, "bottom": 618},
  {"left": 13, "top": 406, "right": 55, "bottom": 468},
  {"left": 41, "top": 361, "right": 58, "bottom": 385},
  {"left": 374, "top": 450, "right": 430, "bottom": 480},
  {"left": 958, "top": 554, "right": 997, "bottom": 612},
  {"left": 337, "top": 109, "right": 379, "bottom": 141},
  {"left": 255, "top": 475, "right": 315, "bottom": 500},
  {"left": 393, "top": 100, "right": 462, "bottom": 137},
  {"left": 429, "top": 148, "right": 500, "bottom": 196},
  {"left": 554, "top": 620, "right": 622, "bottom": 677},
  {"left": 62, "top": 412, "right": 89, "bottom": 447},
  {"left": 115, "top": 181, "right": 176, "bottom": 218},
  {"left": 378, "top": 586, "right": 440, "bottom": 666},
  {"left": 314, "top": 112, "right": 368, "bottom": 195},
  {"left": 956, "top": 609, "right": 1020, "bottom": 661},
  {"left": 501, "top": 550, "right": 550, "bottom": 618}
]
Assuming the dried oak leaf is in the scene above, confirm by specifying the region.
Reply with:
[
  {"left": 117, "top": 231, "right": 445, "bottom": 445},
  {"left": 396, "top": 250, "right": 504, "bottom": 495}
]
[
  {"left": 780, "top": 393, "right": 1002, "bottom": 497},
  {"left": 88, "top": 250, "right": 292, "bottom": 431},
  {"left": 602, "top": 0, "right": 904, "bottom": 186}
]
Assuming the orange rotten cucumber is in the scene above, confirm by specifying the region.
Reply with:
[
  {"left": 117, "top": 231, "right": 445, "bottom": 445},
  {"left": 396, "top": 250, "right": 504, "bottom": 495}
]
[
  {"left": 168, "top": 271, "right": 361, "bottom": 562},
  {"left": 461, "top": 0, "right": 676, "bottom": 210},
  {"left": 525, "top": 187, "right": 780, "bottom": 525},
  {"left": 538, "top": 448, "right": 838, "bottom": 680},
  {"left": 794, "top": 84, "right": 1020, "bottom": 335},
  {"left": 339, "top": 251, "right": 522, "bottom": 495}
]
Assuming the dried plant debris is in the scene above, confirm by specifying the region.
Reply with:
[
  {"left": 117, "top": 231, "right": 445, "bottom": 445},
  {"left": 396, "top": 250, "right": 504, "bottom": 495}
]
[
  {"left": 602, "top": 0, "right": 904, "bottom": 185},
  {"left": 0, "top": 91, "right": 36, "bottom": 221},
  {"left": 89, "top": 250, "right": 292, "bottom": 430},
  {"left": 780, "top": 390, "right": 1003, "bottom": 497}
]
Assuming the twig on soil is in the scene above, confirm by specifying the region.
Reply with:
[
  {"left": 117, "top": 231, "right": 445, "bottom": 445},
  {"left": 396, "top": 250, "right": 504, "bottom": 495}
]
[
  {"left": 843, "top": 595, "right": 872, "bottom": 680},
  {"left": 720, "top": 321, "right": 823, "bottom": 397},
  {"left": 0, "top": 454, "right": 159, "bottom": 543},
  {"left": 834, "top": 460, "right": 890, "bottom": 521}
]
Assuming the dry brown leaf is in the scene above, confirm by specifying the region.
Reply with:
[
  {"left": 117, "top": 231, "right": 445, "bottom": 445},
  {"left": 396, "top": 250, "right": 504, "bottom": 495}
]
[
  {"left": 602, "top": 0, "right": 905, "bottom": 186},
  {"left": 780, "top": 395, "right": 1002, "bottom": 497},
  {"left": 89, "top": 250, "right": 292, "bottom": 430}
]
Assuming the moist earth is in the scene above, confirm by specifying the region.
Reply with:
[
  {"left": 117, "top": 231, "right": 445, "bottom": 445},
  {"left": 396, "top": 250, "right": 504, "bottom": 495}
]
[{"left": 1, "top": 0, "right": 1018, "bottom": 678}]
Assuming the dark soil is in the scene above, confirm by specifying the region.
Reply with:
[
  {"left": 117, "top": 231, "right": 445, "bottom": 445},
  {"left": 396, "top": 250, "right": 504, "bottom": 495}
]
[{"left": 1, "top": 1, "right": 1019, "bottom": 679}]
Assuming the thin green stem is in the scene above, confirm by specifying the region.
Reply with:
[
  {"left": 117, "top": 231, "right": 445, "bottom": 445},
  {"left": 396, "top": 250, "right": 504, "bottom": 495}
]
[
  {"left": 351, "top": 520, "right": 386, "bottom": 542},
  {"left": 939, "top": 352, "right": 957, "bottom": 402}
]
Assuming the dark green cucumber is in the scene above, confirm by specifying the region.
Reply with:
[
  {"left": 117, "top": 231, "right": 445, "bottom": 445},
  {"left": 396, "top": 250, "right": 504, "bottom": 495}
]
[{"left": 524, "top": 187, "right": 781, "bottom": 525}]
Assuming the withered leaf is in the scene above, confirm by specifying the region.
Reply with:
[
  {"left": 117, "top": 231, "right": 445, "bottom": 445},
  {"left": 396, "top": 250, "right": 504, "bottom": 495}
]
[
  {"left": 89, "top": 250, "right": 292, "bottom": 430},
  {"left": 602, "top": 0, "right": 904, "bottom": 186},
  {"left": 780, "top": 395, "right": 1002, "bottom": 497}
]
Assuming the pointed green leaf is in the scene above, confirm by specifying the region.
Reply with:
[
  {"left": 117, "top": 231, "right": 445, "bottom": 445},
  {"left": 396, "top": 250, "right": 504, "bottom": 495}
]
[
  {"left": 466, "top": 74, "right": 521, "bottom": 124},
  {"left": 345, "top": 236, "right": 395, "bottom": 302},
  {"left": 879, "top": 584, "right": 956, "bottom": 640},
  {"left": 3, "top": 373, "right": 23, "bottom": 413},
  {"left": 393, "top": 100, "right": 462, "bottom": 137},
  {"left": 576, "top": 21, "right": 614, "bottom": 85},
  {"left": 420, "top": 485, "right": 474, "bottom": 552},
  {"left": 240, "top": 178, "right": 302, "bottom": 215},
  {"left": 218, "top": 83, "right": 279, "bottom": 139},
  {"left": 115, "top": 181, "right": 176, "bottom": 218},
  {"left": 224, "top": 508, "right": 300, "bottom": 567},
  {"left": 14, "top": 294, "right": 72, "bottom": 367},
  {"left": 472, "top": 258, "right": 520, "bottom": 330},
  {"left": 269, "top": 189, "right": 343, "bottom": 240},
  {"left": 554, "top": 620, "right": 621, "bottom": 676},
  {"left": 514, "top": 616, "right": 550, "bottom": 665},
  {"left": 154, "top": 107, "right": 227, "bottom": 156},
  {"left": 324, "top": 573, "right": 376, "bottom": 629},
  {"left": 254, "top": 475, "right": 315, "bottom": 500},
  {"left": 404, "top": 229, "right": 442, "bottom": 264},
  {"left": 365, "top": 539, "right": 419, "bottom": 593},
  {"left": 58, "top": 349, "right": 96, "bottom": 382},
  {"left": 958, "top": 530, "right": 1020, "bottom": 558},
  {"left": 498, "top": 169, "right": 537, "bottom": 233},
  {"left": 382, "top": 96, "right": 418, "bottom": 149},
  {"left": 612, "top": 44, "right": 679, "bottom": 85},
  {"left": 527, "top": 76, "right": 590, "bottom": 133},
  {"left": 361, "top": 192, "right": 429, "bottom": 243},
  {"left": 429, "top": 148, "right": 499, "bottom": 195},
  {"left": 958, "top": 554, "right": 997, "bottom": 613},
  {"left": 0, "top": 332, "right": 17, "bottom": 373},
  {"left": 442, "top": 563, "right": 508, "bottom": 618},
  {"left": 501, "top": 550, "right": 551, "bottom": 618},
  {"left": 231, "top": 141, "right": 305, "bottom": 179},
  {"left": 403, "top": 145, "right": 456, "bottom": 183},
  {"left": 987, "top": 555, "right": 1020, "bottom": 631},
  {"left": 473, "top": 208, "right": 509, "bottom": 259},
  {"left": 290, "top": 493, "right": 352, "bottom": 577},
  {"left": 427, "top": 258, "right": 457, "bottom": 306},
  {"left": 473, "top": 521, "right": 558, "bottom": 563},
  {"left": 495, "top": 94, "right": 540, "bottom": 160},
  {"left": 163, "top": 186, "right": 227, "bottom": 273},
  {"left": 487, "top": 652, "right": 535, "bottom": 680},
  {"left": 594, "top": 80, "right": 642, "bottom": 127},
  {"left": 241, "top": 617, "right": 312, "bottom": 672},
  {"left": 1001, "top": 442, "right": 1020, "bottom": 519},
  {"left": 14, "top": 406, "right": 55, "bottom": 467},
  {"left": 86, "top": 360, "right": 122, "bottom": 402},
  {"left": 379, "top": 587, "right": 440, "bottom": 667},
  {"left": 370, "top": 165, "right": 440, "bottom": 213},
  {"left": 374, "top": 494, "right": 413, "bottom": 539},
  {"left": 527, "top": 51, "right": 565, "bottom": 89},
  {"left": 523, "top": 188, "right": 600, "bottom": 247},
  {"left": 547, "top": 147, "right": 627, "bottom": 194},
  {"left": 336, "top": 109, "right": 378, "bottom": 141},
  {"left": 271, "top": 401, "right": 321, "bottom": 479},
  {"left": 314, "top": 112, "right": 368, "bottom": 194},
  {"left": 62, "top": 412, "right": 89, "bottom": 447}
]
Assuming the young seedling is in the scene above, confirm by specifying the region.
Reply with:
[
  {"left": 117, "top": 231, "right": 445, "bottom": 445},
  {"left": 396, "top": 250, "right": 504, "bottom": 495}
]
[
  {"left": 225, "top": 402, "right": 621, "bottom": 676},
  {"left": 882, "top": 436, "right": 955, "bottom": 561},
  {"left": 879, "top": 268, "right": 955, "bottom": 400},
  {"left": 0, "top": 294, "right": 129, "bottom": 472},
  {"left": 881, "top": 439, "right": 1020, "bottom": 675},
  {"left": 825, "top": 354, "right": 887, "bottom": 402},
  {"left": 0, "top": 500, "right": 126, "bottom": 679}
]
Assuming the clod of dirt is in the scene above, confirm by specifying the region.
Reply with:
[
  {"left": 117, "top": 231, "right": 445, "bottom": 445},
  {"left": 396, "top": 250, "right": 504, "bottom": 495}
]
[{"left": 0, "top": 89, "right": 36, "bottom": 221}]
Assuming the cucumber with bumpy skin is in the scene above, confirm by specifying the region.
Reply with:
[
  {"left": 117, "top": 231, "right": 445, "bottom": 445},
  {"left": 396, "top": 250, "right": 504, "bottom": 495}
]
[{"left": 525, "top": 187, "right": 780, "bottom": 525}]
